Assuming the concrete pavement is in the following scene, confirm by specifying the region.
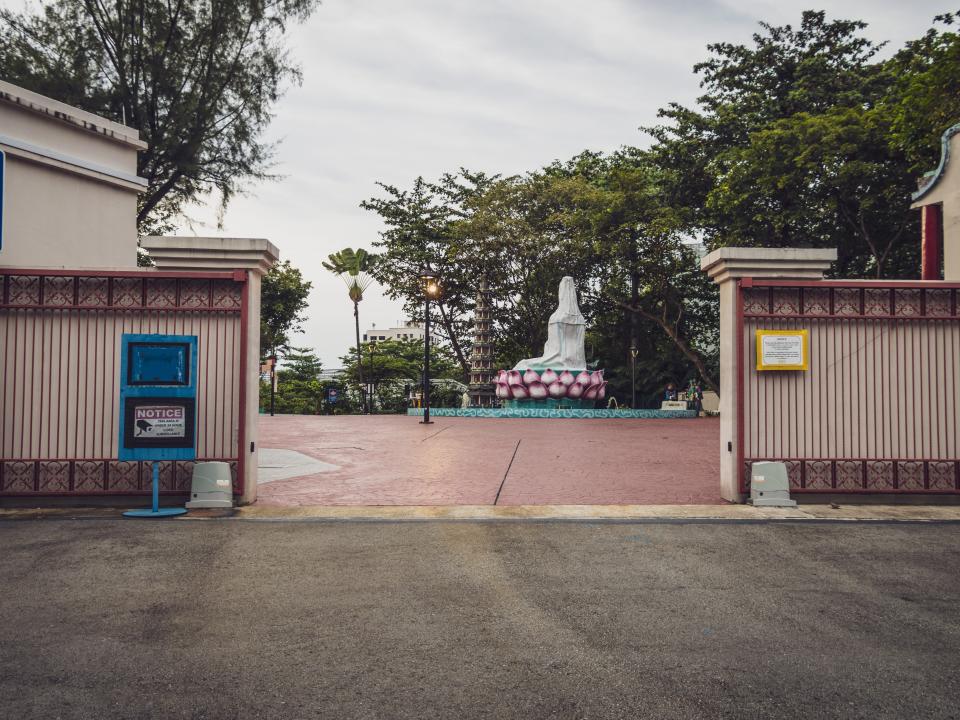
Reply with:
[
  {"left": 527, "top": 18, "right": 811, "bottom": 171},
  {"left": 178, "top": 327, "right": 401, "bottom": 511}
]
[
  {"left": 2, "top": 518, "right": 959, "bottom": 718},
  {"left": 257, "top": 414, "right": 721, "bottom": 506},
  {"left": 7, "top": 502, "right": 960, "bottom": 522}
]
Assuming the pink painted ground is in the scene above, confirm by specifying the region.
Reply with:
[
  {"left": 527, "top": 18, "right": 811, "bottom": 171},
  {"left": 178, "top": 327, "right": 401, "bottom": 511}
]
[{"left": 256, "top": 415, "right": 722, "bottom": 506}]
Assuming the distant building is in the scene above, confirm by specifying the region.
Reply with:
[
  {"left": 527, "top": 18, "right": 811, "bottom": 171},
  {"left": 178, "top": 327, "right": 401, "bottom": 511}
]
[
  {"left": 318, "top": 368, "right": 346, "bottom": 382},
  {"left": 363, "top": 320, "right": 435, "bottom": 343}
]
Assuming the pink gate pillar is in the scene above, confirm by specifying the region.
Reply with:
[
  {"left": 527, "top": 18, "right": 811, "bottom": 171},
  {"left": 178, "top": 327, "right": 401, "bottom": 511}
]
[
  {"left": 142, "top": 237, "right": 279, "bottom": 504},
  {"left": 700, "top": 248, "right": 837, "bottom": 502}
]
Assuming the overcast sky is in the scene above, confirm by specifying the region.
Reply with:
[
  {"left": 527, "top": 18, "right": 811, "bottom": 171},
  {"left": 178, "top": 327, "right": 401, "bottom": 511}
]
[{"left": 170, "top": 1, "right": 953, "bottom": 364}]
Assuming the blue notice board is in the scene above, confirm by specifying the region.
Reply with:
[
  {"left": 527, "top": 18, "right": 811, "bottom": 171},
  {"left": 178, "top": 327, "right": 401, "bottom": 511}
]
[{"left": 118, "top": 334, "right": 198, "bottom": 462}]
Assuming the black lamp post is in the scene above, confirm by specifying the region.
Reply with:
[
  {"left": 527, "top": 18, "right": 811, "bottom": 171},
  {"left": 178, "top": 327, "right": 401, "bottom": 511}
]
[
  {"left": 367, "top": 341, "right": 377, "bottom": 414},
  {"left": 629, "top": 343, "right": 638, "bottom": 409},
  {"left": 269, "top": 354, "right": 277, "bottom": 416},
  {"left": 419, "top": 265, "right": 440, "bottom": 424}
]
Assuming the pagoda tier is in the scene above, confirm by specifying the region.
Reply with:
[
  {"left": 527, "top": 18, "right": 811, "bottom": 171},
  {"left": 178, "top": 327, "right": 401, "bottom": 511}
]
[{"left": 468, "top": 277, "right": 496, "bottom": 407}]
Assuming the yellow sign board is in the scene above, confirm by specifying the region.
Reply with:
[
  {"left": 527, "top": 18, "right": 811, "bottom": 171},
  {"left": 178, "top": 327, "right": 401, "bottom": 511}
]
[{"left": 756, "top": 329, "right": 808, "bottom": 371}]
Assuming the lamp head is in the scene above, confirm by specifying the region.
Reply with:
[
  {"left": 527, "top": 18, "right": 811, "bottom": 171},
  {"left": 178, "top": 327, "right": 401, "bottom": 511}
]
[{"left": 420, "top": 265, "right": 441, "bottom": 299}]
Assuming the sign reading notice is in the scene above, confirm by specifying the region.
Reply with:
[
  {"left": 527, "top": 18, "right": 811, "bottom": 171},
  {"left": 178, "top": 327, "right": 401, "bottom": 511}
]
[
  {"left": 134, "top": 405, "right": 186, "bottom": 438},
  {"left": 123, "top": 396, "right": 195, "bottom": 450},
  {"left": 756, "top": 330, "right": 808, "bottom": 371}
]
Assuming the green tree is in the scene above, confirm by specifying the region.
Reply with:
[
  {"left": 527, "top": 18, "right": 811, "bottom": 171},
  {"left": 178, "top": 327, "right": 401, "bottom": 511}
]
[
  {"left": 361, "top": 171, "right": 496, "bottom": 376},
  {"left": 322, "top": 247, "right": 376, "bottom": 410},
  {"left": 645, "top": 11, "right": 922, "bottom": 277},
  {"left": 886, "top": 12, "right": 960, "bottom": 174},
  {"left": 543, "top": 151, "right": 719, "bottom": 391},
  {"left": 261, "top": 260, "right": 312, "bottom": 357},
  {"left": 708, "top": 107, "right": 917, "bottom": 278},
  {"left": 366, "top": 156, "right": 718, "bottom": 393},
  {"left": 338, "top": 338, "right": 461, "bottom": 413},
  {"left": 261, "top": 346, "right": 325, "bottom": 415},
  {"left": 458, "top": 162, "right": 597, "bottom": 368},
  {"left": 0, "top": 0, "right": 319, "bottom": 234}
]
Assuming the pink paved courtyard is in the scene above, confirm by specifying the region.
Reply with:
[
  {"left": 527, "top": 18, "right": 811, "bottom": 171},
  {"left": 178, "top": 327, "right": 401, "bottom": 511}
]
[{"left": 256, "top": 414, "right": 722, "bottom": 506}]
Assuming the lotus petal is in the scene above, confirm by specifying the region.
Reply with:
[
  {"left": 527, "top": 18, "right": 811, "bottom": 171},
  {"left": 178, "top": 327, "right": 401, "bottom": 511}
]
[
  {"left": 558, "top": 370, "right": 575, "bottom": 386},
  {"left": 567, "top": 382, "right": 585, "bottom": 399},
  {"left": 528, "top": 381, "right": 548, "bottom": 399},
  {"left": 590, "top": 370, "right": 604, "bottom": 384},
  {"left": 584, "top": 385, "right": 599, "bottom": 400},
  {"left": 495, "top": 382, "right": 510, "bottom": 399},
  {"left": 597, "top": 381, "right": 607, "bottom": 400},
  {"left": 575, "top": 371, "right": 592, "bottom": 387},
  {"left": 547, "top": 381, "right": 567, "bottom": 398},
  {"left": 540, "top": 369, "right": 558, "bottom": 385},
  {"left": 522, "top": 369, "right": 540, "bottom": 385},
  {"left": 511, "top": 384, "right": 530, "bottom": 399},
  {"left": 497, "top": 370, "right": 508, "bottom": 383},
  {"left": 507, "top": 370, "right": 524, "bottom": 386}
]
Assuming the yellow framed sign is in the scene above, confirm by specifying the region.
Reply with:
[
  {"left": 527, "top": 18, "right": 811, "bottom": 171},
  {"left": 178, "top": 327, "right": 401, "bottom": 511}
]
[{"left": 756, "top": 329, "right": 808, "bottom": 371}]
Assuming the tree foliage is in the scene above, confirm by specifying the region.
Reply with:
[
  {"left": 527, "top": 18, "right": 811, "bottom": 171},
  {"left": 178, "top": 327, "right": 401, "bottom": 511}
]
[
  {"left": 260, "top": 260, "right": 312, "bottom": 357},
  {"left": 0, "top": 0, "right": 319, "bottom": 233},
  {"left": 645, "top": 10, "right": 924, "bottom": 278},
  {"left": 338, "top": 339, "right": 462, "bottom": 412},
  {"left": 260, "top": 346, "right": 357, "bottom": 415},
  {"left": 362, "top": 11, "right": 960, "bottom": 401},
  {"left": 363, "top": 155, "right": 719, "bottom": 396},
  {"left": 322, "top": 247, "right": 376, "bottom": 304},
  {"left": 323, "top": 247, "right": 377, "bottom": 409},
  {"left": 361, "top": 172, "right": 496, "bottom": 376},
  {"left": 886, "top": 12, "right": 960, "bottom": 173}
]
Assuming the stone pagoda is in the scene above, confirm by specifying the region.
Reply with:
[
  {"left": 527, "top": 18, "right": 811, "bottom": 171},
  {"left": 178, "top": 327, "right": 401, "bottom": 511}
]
[{"left": 468, "top": 277, "right": 496, "bottom": 407}]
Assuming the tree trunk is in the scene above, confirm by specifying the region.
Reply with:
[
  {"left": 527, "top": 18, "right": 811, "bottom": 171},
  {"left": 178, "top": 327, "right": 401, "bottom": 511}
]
[
  {"left": 436, "top": 302, "right": 470, "bottom": 379},
  {"left": 655, "top": 316, "right": 720, "bottom": 395},
  {"left": 612, "top": 294, "right": 720, "bottom": 395},
  {"left": 354, "top": 302, "right": 365, "bottom": 413}
]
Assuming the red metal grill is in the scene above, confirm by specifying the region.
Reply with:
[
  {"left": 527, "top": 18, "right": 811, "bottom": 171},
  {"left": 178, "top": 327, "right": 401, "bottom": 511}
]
[
  {"left": 0, "top": 269, "right": 248, "bottom": 498},
  {"left": 737, "top": 279, "right": 960, "bottom": 494}
]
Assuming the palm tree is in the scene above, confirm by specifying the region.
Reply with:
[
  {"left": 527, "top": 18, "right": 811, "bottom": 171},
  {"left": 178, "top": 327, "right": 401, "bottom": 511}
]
[{"left": 323, "top": 247, "right": 376, "bottom": 412}]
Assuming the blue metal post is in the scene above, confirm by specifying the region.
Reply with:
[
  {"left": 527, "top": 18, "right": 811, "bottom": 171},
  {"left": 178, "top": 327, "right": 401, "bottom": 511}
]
[{"left": 152, "top": 462, "right": 160, "bottom": 513}]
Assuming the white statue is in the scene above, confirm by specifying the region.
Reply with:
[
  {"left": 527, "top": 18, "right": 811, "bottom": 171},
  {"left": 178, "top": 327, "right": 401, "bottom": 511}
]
[{"left": 514, "top": 276, "right": 586, "bottom": 371}]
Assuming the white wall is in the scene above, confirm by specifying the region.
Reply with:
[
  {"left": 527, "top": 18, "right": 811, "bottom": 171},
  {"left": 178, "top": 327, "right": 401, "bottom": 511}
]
[{"left": 0, "top": 81, "right": 145, "bottom": 268}]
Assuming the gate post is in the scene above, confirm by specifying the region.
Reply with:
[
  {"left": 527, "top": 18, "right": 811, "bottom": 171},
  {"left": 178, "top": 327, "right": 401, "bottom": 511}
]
[
  {"left": 700, "top": 248, "right": 836, "bottom": 502},
  {"left": 141, "top": 236, "right": 279, "bottom": 505}
]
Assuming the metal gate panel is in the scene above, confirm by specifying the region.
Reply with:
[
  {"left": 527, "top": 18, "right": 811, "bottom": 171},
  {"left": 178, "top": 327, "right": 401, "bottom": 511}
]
[
  {"left": 738, "top": 281, "right": 960, "bottom": 494},
  {"left": 0, "top": 270, "right": 245, "bottom": 497}
]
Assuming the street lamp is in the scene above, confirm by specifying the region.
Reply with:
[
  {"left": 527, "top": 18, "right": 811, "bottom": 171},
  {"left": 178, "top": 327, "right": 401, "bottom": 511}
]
[
  {"left": 629, "top": 342, "right": 638, "bottom": 409},
  {"left": 367, "top": 340, "right": 377, "bottom": 414},
  {"left": 419, "top": 265, "right": 440, "bottom": 424},
  {"left": 268, "top": 354, "right": 277, "bottom": 416}
]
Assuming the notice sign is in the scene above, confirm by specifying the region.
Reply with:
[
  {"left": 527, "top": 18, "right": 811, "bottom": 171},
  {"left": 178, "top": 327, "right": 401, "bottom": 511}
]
[
  {"left": 756, "top": 329, "right": 808, "bottom": 371},
  {"left": 123, "top": 396, "right": 195, "bottom": 450},
  {"left": 134, "top": 405, "right": 185, "bottom": 438}
]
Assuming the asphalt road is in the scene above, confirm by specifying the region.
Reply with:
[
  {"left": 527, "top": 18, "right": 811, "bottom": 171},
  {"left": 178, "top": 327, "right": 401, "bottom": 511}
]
[{"left": 1, "top": 519, "right": 959, "bottom": 719}]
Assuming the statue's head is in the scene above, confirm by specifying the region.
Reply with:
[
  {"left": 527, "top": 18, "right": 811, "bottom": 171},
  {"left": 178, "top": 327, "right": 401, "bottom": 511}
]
[{"left": 555, "top": 276, "right": 582, "bottom": 318}]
